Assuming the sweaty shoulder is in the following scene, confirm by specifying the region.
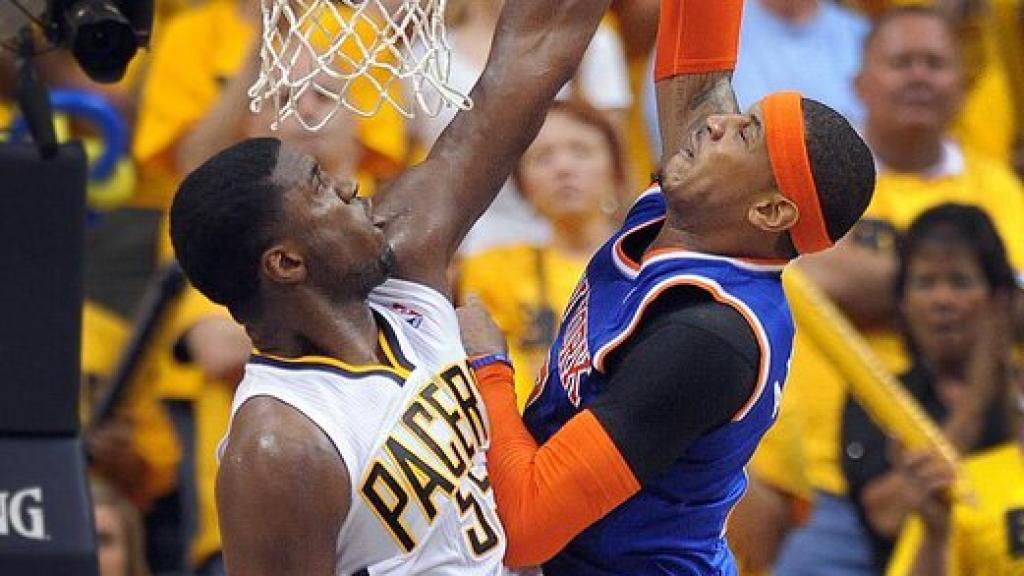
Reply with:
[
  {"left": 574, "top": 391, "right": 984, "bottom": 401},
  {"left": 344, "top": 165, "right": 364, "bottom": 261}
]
[
  {"left": 221, "top": 395, "right": 346, "bottom": 471},
  {"left": 217, "top": 397, "right": 350, "bottom": 573}
]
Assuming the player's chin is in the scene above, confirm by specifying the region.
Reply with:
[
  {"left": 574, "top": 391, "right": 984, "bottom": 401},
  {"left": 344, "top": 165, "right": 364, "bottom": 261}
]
[
  {"left": 659, "top": 170, "right": 689, "bottom": 200},
  {"left": 350, "top": 243, "right": 395, "bottom": 297},
  {"left": 660, "top": 153, "right": 690, "bottom": 188}
]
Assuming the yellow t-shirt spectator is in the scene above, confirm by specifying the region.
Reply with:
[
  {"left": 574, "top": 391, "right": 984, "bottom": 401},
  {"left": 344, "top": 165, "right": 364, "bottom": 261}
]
[
  {"left": 885, "top": 443, "right": 1024, "bottom": 576},
  {"left": 789, "top": 143, "right": 1024, "bottom": 496},
  {"left": 133, "top": 0, "right": 405, "bottom": 209},
  {"left": 459, "top": 245, "right": 589, "bottom": 410}
]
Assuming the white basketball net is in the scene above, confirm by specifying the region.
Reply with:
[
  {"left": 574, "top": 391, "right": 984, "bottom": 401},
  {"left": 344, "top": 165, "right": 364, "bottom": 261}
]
[{"left": 250, "top": 0, "right": 472, "bottom": 131}]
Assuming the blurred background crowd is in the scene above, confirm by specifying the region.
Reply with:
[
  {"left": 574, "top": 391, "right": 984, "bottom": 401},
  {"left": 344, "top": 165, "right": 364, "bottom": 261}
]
[{"left": 1, "top": 0, "right": 1022, "bottom": 574}]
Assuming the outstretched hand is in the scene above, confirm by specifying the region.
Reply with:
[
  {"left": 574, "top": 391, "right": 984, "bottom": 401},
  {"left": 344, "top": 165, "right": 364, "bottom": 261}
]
[{"left": 457, "top": 296, "right": 508, "bottom": 358}]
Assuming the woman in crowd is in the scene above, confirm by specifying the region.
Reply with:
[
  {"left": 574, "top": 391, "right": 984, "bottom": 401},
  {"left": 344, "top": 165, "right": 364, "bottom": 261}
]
[
  {"left": 889, "top": 336, "right": 1023, "bottom": 576},
  {"left": 841, "top": 203, "right": 1018, "bottom": 572}
]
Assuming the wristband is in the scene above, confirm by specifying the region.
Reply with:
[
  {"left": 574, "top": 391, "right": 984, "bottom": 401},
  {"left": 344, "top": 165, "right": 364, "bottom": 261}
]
[
  {"left": 469, "top": 353, "right": 513, "bottom": 371},
  {"left": 654, "top": 0, "right": 744, "bottom": 81}
]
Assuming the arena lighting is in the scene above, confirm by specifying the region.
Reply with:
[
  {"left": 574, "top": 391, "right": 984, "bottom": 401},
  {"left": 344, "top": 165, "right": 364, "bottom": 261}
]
[{"left": 46, "top": 0, "right": 153, "bottom": 83}]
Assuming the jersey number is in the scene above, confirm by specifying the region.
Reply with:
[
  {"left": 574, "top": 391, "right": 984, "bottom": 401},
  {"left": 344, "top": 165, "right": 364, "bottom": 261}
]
[
  {"left": 457, "top": 471, "right": 499, "bottom": 556},
  {"left": 361, "top": 456, "right": 500, "bottom": 556}
]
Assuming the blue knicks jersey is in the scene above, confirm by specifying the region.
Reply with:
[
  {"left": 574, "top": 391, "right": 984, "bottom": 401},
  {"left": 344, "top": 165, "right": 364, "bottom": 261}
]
[{"left": 523, "top": 187, "right": 796, "bottom": 575}]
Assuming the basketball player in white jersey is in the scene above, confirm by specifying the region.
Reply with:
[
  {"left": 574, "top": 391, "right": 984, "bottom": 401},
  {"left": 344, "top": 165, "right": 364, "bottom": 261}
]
[{"left": 168, "top": 1, "right": 611, "bottom": 574}]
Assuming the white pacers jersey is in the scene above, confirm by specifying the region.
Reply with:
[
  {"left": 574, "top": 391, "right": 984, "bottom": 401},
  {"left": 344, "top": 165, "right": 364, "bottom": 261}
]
[{"left": 221, "top": 279, "right": 517, "bottom": 576}]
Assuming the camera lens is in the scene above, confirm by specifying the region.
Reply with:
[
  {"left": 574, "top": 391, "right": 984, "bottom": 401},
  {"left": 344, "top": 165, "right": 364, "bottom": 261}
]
[{"left": 63, "top": 0, "right": 138, "bottom": 83}]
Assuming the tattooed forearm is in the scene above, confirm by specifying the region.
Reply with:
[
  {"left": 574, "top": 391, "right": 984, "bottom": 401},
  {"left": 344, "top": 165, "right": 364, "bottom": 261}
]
[
  {"left": 685, "top": 78, "right": 739, "bottom": 130},
  {"left": 655, "top": 72, "right": 738, "bottom": 164}
]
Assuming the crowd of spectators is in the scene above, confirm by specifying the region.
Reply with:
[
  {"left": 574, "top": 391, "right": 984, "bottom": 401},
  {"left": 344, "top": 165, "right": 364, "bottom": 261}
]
[{"left": 1, "top": 1, "right": 1021, "bottom": 574}]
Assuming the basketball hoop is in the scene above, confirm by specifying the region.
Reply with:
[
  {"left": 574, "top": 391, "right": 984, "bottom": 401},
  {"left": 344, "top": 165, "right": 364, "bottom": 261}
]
[{"left": 250, "top": 0, "right": 472, "bottom": 131}]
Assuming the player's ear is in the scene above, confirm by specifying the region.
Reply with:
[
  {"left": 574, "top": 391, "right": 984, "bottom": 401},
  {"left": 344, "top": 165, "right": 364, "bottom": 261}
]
[
  {"left": 261, "top": 242, "right": 307, "bottom": 285},
  {"left": 747, "top": 191, "right": 798, "bottom": 233}
]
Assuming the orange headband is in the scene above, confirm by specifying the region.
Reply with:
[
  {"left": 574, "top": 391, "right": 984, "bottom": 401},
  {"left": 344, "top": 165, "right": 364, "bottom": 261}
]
[{"left": 762, "top": 91, "right": 832, "bottom": 255}]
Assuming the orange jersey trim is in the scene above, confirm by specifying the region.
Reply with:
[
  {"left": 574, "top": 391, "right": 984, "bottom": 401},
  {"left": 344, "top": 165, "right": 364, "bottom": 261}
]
[
  {"left": 613, "top": 217, "right": 665, "bottom": 274},
  {"left": 591, "top": 276, "right": 771, "bottom": 423}
]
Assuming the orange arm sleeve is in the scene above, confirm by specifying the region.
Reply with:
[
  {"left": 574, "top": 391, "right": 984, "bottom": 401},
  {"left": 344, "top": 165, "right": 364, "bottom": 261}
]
[
  {"left": 654, "top": 0, "right": 744, "bottom": 81},
  {"left": 474, "top": 364, "right": 641, "bottom": 567}
]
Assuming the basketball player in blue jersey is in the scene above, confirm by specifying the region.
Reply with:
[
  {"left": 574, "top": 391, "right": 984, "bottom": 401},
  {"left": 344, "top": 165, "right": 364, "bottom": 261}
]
[
  {"left": 167, "top": 1, "right": 612, "bottom": 574},
  {"left": 459, "top": 1, "right": 878, "bottom": 575}
]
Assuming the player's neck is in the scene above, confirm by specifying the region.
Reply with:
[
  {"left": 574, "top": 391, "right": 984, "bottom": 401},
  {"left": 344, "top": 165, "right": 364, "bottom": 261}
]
[
  {"left": 650, "top": 212, "right": 782, "bottom": 261},
  {"left": 250, "top": 295, "right": 382, "bottom": 365},
  {"left": 646, "top": 214, "right": 721, "bottom": 256},
  {"left": 865, "top": 122, "right": 945, "bottom": 174}
]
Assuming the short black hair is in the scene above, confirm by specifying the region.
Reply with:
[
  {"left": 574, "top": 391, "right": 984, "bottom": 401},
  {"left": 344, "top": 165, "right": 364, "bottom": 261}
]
[
  {"left": 170, "top": 137, "right": 284, "bottom": 318},
  {"left": 895, "top": 203, "right": 1017, "bottom": 298},
  {"left": 802, "top": 97, "right": 876, "bottom": 247}
]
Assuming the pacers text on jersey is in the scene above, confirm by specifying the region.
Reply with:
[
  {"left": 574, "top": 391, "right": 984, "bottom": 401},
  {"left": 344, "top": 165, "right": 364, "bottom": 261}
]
[{"left": 360, "top": 363, "right": 499, "bottom": 555}]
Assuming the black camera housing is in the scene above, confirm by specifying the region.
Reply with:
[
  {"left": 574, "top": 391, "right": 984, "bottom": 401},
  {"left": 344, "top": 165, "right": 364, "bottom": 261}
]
[{"left": 45, "top": 0, "right": 153, "bottom": 83}]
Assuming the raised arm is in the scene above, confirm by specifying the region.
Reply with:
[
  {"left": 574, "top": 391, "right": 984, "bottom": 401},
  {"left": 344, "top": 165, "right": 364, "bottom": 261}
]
[
  {"left": 375, "top": 0, "right": 612, "bottom": 293},
  {"left": 654, "top": 0, "right": 744, "bottom": 166}
]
